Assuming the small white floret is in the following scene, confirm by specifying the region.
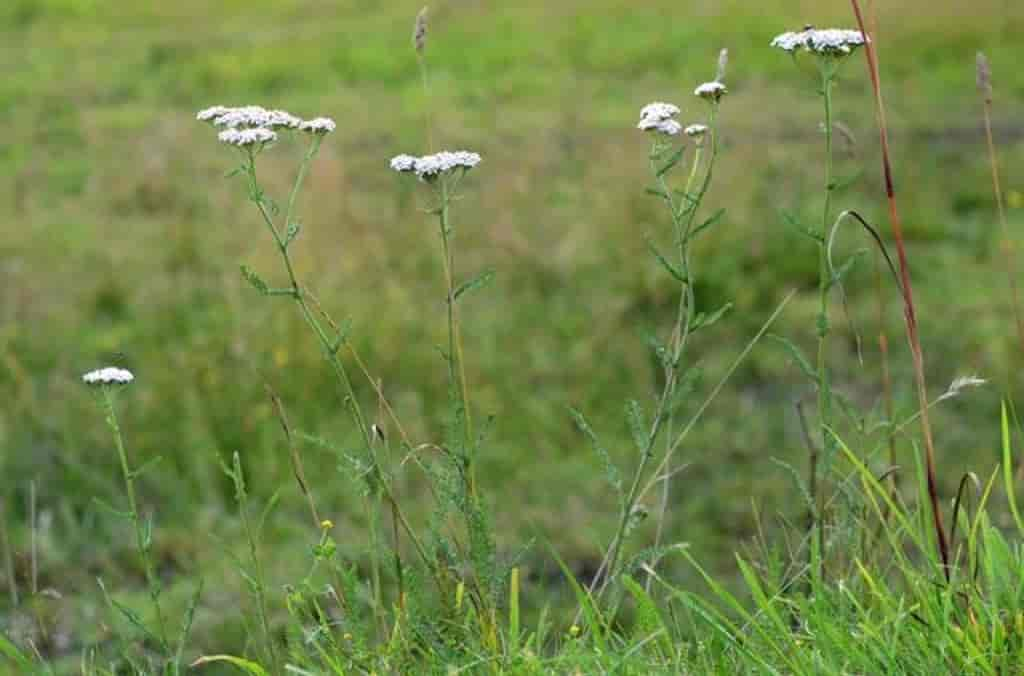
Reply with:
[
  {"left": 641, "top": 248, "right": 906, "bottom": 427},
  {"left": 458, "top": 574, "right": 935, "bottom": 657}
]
[
  {"left": 408, "top": 150, "right": 482, "bottom": 179},
  {"left": 196, "top": 105, "right": 230, "bottom": 122},
  {"left": 213, "top": 106, "right": 273, "bottom": 129},
  {"left": 390, "top": 154, "right": 419, "bottom": 173},
  {"left": 82, "top": 367, "right": 135, "bottom": 386},
  {"left": 694, "top": 81, "right": 728, "bottom": 102},
  {"left": 299, "top": 117, "right": 337, "bottom": 134},
  {"left": 266, "top": 109, "right": 303, "bottom": 129},
  {"left": 637, "top": 118, "right": 682, "bottom": 136},
  {"left": 638, "top": 102, "right": 680, "bottom": 123},
  {"left": 771, "top": 28, "right": 866, "bottom": 56},
  {"left": 218, "top": 127, "right": 278, "bottom": 147},
  {"left": 684, "top": 123, "right": 708, "bottom": 137}
]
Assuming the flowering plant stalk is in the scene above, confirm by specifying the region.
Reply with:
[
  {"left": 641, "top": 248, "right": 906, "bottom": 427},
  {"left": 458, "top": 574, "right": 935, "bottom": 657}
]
[
  {"left": 585, "top": 71, "right": 731, "bottom": 600},
  {"left": 199, "top": 106, "right": 439, "bottom": 617},
  {"left": 84, "top": 368, "right": 173, "bottom": 668},
  {"left": 771, "top": 26, "right": 866, "bottom": 581},
  {"left": 388, "top": 148, "right": 498, "bottom": 635}
]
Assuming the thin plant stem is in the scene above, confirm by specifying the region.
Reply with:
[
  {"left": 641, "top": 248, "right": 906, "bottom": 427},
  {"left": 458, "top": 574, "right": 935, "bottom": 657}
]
[
  {"left": 592, "top": 110, "right": 720, "bottom": 599},
  {"left": 437, "top": 177, "right": 476, "bottom": 494},
  {"left": 418, "top": 53, "right": 434, "bottom": 152},
  {"left": 874, "top": 251, "right": 897, "bottom": 497},
  {"left": 640, "top": 289, "right": 796, "bottom": 503},
  {"left": 811, "top": 62, "right": 837, "bottom": 584},
  {"left": 650, "top": 138, "right": 708, "bottom": 590},
  {"left": 850, "top": 0, "right": 949, "bottom": 577},
  {"left": 228, "top": 452, "right": 278, "bottom": 671},
  {"left": 0, "top": 499, "right": 17, "bottom": 607},
  {"left": 101, "top": 388, "right": 170, "bottom": 657},
  {"left": 978, "top": 59, "right": 1024, "bottom": 356},
  {"left": 242, "top": 143, "right": 439, "bottom": 592}
]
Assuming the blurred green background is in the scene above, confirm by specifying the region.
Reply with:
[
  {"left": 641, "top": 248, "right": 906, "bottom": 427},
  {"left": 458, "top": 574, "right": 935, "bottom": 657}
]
[{"left": 2, "top": 0, "right": 1023, "bottom": 662}]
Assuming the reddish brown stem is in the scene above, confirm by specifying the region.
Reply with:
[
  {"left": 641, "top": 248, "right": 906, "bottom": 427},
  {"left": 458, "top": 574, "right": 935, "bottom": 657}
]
[{"left": 850, "top": 0, "right": 950, "bottom": 578}]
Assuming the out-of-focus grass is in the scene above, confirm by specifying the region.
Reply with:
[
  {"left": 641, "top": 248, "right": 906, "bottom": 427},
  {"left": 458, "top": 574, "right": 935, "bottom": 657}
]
[{"left": 1, "top": 0, "right": 1023, "bottom": 661}]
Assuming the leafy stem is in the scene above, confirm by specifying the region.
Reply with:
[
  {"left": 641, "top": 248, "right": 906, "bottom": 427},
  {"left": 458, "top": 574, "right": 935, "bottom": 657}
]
[{"left": 101, "top": 388, "right": 171, "bottom": 661}]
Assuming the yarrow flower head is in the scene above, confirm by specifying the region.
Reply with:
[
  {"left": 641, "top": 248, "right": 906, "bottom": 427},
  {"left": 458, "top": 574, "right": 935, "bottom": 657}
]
[
  {"left": 637, "top": 101, "right": 682, "bottom": 136},
  {"left": 771, "top": 27, "right": 866, "bottom": 57},
  {"left": 299, "top": 117, "right": 337, "bottom": 135},
  {"left": 684, "top": 123, "right": 708, "bottom": 138},
  {"left": 82, "top": 367, "right": 135, "bottom": 387},
  {"left": 637, "top": 118, "right": 682, "bottom": 136},
  {"left": 389, "top": 150, "right": 482, "bottom": 180},
  {"left": 218, "top": 127, "right": 277, "bottom": 147},
  {"left": 196, "top": 105, "right": 336, "bottom": 147},
  {"left": 694, "top": 81, "right": 727, "bottom": 102},
  {"left": 196, "top": 105, "right": 230, "bottom": 123},
  {"left": 390, "top": 154, "right": 419, "bottom": 173},
  {"left": 210, "top": 105, "right": 275, "bottom": 129}
]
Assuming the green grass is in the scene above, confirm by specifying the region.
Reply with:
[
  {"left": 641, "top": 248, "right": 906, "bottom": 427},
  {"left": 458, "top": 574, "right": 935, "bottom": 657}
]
[{"left": 1, "top": 0, "right": 1024, "bottom": 671}]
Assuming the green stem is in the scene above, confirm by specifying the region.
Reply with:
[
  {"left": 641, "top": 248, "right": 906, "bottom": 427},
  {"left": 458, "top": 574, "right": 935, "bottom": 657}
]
[
  {"left": 593, "top": 109, "right": 721, "bottom": 599},
  {"left": 812, "top": 65, "right": 836, "bottom": 584},
  {"left": 102, "top": 388, "right": 170, "bottom": 658},
  {"left": 231, "top": 453, "right": 277, "bottom": 670},
  {"left": 243, "top": 148, "right": 438, "bottom": 593},
  {"left": 437, "top": 177, "right": 476, "bottom": 496}
]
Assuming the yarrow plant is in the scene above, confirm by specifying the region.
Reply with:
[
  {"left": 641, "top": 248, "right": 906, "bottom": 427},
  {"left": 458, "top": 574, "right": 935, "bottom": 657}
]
[
  {"left": 83, "top": 366, "right": 198, "bottom": 672},
  {"left": 389, "top": 144, "right": 503, "bottom": 626},
  {"left": 580, "top": 52, "right": 759, "bottom": 601},
  {"left": 772, "top": 24, "right": 866, "bottom": 582},
  {"left": 196, "top": 102, "right": 441, "bottom": 648}
]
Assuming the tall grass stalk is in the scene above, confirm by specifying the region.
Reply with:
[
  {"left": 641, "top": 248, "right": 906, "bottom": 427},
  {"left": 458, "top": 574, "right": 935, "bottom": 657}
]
[
  {"left": 850, "top": 0, "right": 950, "bottom": 576},
  {"left": 414, "top": 6, "right": 434, "bottom": 152},
  {"left": 976, "top": 52, "right": 1024, "bottom": 357},
  {"left": 99, "top": 387, "right": 171, "bottom": 661}
]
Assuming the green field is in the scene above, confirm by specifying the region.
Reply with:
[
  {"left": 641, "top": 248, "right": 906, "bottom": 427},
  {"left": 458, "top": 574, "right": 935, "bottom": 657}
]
[{"left": 2, "top": 0, "right": 1024, "bottom": 670}]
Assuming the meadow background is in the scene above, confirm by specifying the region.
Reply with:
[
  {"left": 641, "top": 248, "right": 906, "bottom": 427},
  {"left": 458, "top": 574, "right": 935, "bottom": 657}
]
[{"left": 1, "top": 0, "right": 1023, "bottom": 664}]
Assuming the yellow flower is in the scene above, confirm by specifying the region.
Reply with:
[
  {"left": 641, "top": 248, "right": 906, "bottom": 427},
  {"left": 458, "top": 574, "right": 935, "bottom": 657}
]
[{"left": 320, "top": 519, "right": 334, "bottom": 530}]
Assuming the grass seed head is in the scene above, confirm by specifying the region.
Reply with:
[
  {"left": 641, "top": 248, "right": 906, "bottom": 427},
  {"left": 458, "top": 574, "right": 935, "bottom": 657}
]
[
  {"left": 716, "top": 48, "right": 729, "bottom": 81},
  {"left": 976, "top": 52, "right": 992, "bottom": 102},
  {"left": 414, "top": 6, "right": 428, "bottom": 54}
]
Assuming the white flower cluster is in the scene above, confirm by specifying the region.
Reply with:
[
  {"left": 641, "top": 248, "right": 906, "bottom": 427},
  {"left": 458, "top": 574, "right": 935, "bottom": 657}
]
[
  {"left": 299, "top": 117, "right": 337, "bottom": 134},
  {"left": 82, "top": 367, "right": 135, "bottom": 386},
  {"left": 637, "top": 101, "right": 682, "bottom": 136},
  {"left": 196, "top": 105, "right": 336, "bottom": 146},
  {"left": 770, "top": 28, "right": 866, "bottom": 56},
  {"left": 694, "top": 81, "right": 728, "bottom": 102},
  {"left": 389, "top": 150, "right": 482, "bottom": 179},
  {"left": 218, "top": 128, "right": 278, "bottom": 147},
  {"left": 684, "top": 123, "right": 708, "bottom": 138}
]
